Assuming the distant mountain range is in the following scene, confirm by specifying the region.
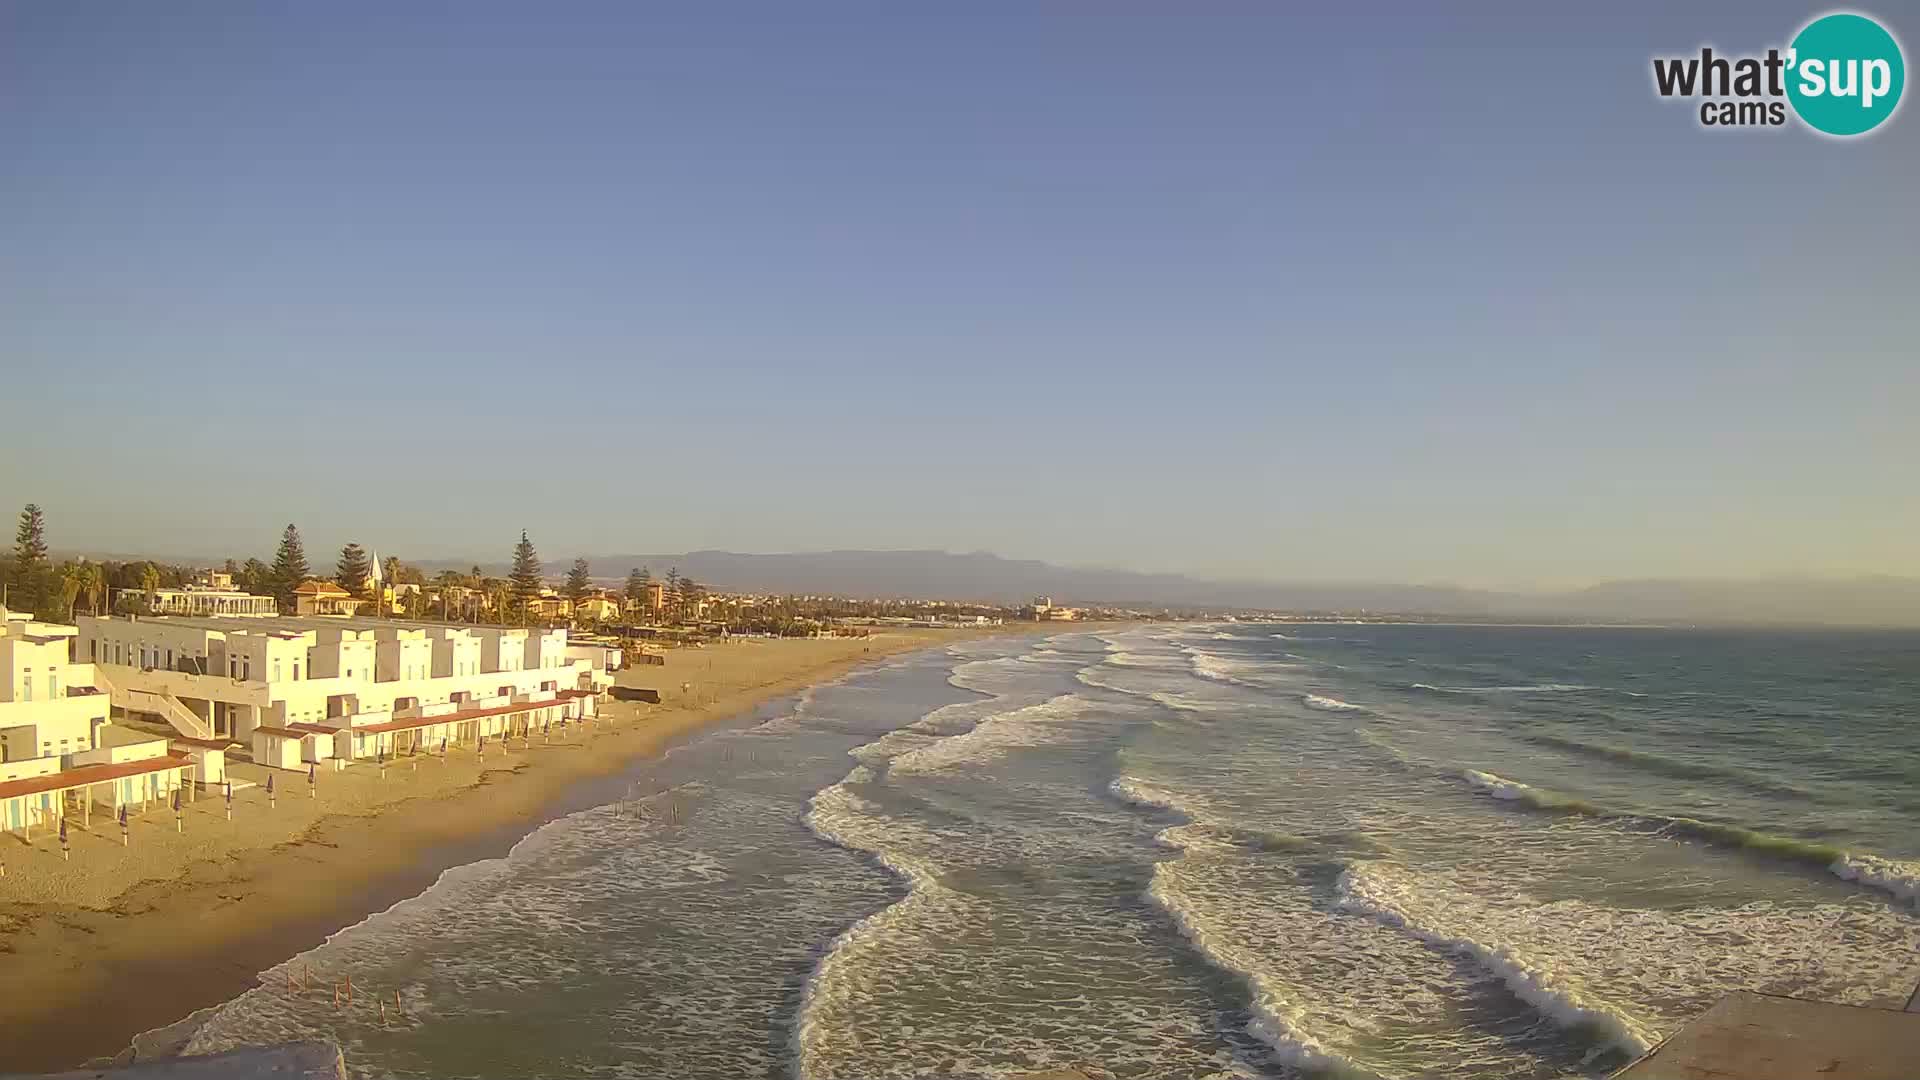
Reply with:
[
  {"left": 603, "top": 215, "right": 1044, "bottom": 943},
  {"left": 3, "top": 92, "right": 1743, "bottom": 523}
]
[{"left": 412, "top": 549, "right": 1920, "bottom": 627}]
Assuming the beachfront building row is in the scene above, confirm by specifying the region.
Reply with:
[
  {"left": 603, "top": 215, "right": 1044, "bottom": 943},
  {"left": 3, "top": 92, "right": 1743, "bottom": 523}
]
[
  {"left": 74, "top": 615, "right": 617, "bottom": 771},
  {"left": 0, "top": 606, "right": 196, "bottom": 835}
]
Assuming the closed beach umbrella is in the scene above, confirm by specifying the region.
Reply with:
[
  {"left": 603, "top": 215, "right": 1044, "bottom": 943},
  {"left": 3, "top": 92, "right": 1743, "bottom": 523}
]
[
  {"left": 267, "top": 774, "right": 275, "bottom": 796},
  {"left": 225, "top": 780, "right": 233, "bottom": 804},
  {"left": 60, "top": 817, "right": 67, "bottom": 842}
]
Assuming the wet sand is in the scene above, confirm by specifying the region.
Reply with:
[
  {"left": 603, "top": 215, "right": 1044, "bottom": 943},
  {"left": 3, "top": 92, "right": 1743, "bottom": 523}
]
[{"left": 0, "top": 629, "right": 1032, "bottom": 1072}]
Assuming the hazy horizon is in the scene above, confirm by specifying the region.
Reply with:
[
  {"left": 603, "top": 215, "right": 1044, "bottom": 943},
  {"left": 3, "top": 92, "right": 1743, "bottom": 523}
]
[{"left": 5, "top": 3, "right": 1915, "bottom": 587}]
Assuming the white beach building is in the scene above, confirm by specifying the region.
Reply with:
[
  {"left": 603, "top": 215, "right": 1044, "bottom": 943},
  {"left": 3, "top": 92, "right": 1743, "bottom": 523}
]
[
  {"left": 0, "top": 606, "right": 195, "bottom": 836},
  {"left": 74, "top": 615, "right": 614, "bottom": 771}
]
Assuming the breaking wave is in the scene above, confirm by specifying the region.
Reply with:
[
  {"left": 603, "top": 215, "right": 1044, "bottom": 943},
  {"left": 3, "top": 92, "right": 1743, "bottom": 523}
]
[
  {"left": 1413, "top": 682, "right": 1596, "bottom": 695},
  {"left": 1458, "top": 769, "right": 1918, "bottom": 904},
  {"left": 1303, "top": 694, "right": 1363, "bottom": 713},
  {"left": 1336, "top": 863, "right": 1658, "bottom": 1058}
]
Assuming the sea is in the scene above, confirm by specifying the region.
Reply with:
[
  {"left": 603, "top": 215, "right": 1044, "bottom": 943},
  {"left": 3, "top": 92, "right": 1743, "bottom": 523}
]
[{"left": 166, "top": 624, "right": 1920, "bottom": 1079}]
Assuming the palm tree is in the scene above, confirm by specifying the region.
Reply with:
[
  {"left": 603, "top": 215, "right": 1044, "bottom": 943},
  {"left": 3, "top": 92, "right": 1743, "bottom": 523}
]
[
  {"left": 58, "top": 562, "right": 86, "bottom": 620},
  {"left": 78, "top": 562, "right": 104, "bottom": 616}
]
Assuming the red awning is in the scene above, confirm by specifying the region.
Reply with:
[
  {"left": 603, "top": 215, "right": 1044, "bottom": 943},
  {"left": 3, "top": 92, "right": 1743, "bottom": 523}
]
[
  {"left": 0, "top": 751, "right": 191, "bottom": 801},
  {"left": 356, "top": 696, "right": 567, "bottom": 735}
]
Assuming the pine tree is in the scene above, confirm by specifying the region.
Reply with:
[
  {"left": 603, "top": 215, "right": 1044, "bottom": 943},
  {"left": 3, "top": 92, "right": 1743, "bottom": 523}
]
[
  {"left": 678, "top": 576, "right": 704, "bottom": 622},
  {"left": 11, "top": 503, "right": 48, "bottom": 613},
  {"left": 565, "top": 558, "right": 592, "bottom": 605},
  {"left": 509, "top": 531, "right": 542, "bottom": 618},
  {"left": 270, "top": 524, "right": 310, "bottom": 612},
  {"left": 336, "top": 543, "right": 372, "bottom": 598},
  {"left": 664, "top": 567, "right": 681, "bottom": 622},
  {"left": 625, "top": 567, "right": 646, "bottom": 609}
]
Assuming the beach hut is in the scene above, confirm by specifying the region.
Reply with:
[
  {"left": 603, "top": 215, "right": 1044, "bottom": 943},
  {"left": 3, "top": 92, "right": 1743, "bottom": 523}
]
[
  {"left": 169, "top": 737, "right": 237, "bottom": 786},
  {"left": 252, "top": 726, "right": 307, "bottom": 771}
]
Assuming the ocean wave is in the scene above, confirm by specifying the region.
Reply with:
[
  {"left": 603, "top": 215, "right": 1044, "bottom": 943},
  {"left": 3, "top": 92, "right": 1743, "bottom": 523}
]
[
  {"left": 1336, "top": 863, "right": 1658, "bottom": 1058},
  {"left": 1456, "top": 769, "right": 1919, "bottom": 904},
  {"left": 1303, "top": 694, "right": 1364, "bottom": 713},
  {"left": 794, "top": 770, "right": 966, "bottom": 1078},
  {"left": 886, "top": 694, "right": 1089, "bottom": 775},
  {"left": 1523, "top": 732, "right": 1814, "bottom": 800},
  {"left": 1146, "top": 865, "right": 1364, "bottom": 1074},
  {"left": 1413, "top": 682, "right": 1596, "bottom": 695},
  {"left": 1830, "top": 855, "right": 1920, "bottom": 905},
  {"left": 1461, "top": 770, "right": 1603, "bottom": 814},
  {"left": 1113, "top": 774, "right": 1366, "bottom": 1073},
  {"left": 1186, "top": 649, "right": 1272, "bottom": 688},
  {"left": 1104, "top": 650, "right": 1186, "bottom": 669},
  {"left": 1108, "top": 775, "right": 1190, "bottom": 816}
]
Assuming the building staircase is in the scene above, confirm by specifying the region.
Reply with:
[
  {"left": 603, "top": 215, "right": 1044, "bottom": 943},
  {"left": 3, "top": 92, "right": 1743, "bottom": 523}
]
[{"left": 92, "top": 667, "right": 215, "bottom": 740}]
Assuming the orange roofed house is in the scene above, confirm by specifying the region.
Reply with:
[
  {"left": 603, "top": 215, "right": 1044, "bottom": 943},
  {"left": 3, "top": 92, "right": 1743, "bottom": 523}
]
[{"left": 293, "top": 580, "right": 366, "bottom": 617}]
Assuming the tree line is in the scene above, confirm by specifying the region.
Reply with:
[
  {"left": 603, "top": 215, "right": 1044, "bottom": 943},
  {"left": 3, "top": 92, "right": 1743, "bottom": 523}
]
[{"left": 5, "top": 503, "right": 736, "bottom": 631}]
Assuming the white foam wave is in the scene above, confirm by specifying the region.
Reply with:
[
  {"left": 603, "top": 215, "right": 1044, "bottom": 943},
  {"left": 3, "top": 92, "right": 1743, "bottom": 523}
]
[
  {"left": 1463, "top": 769, "right": 1530, "bottom": 801},
  {"left": 1413, "top": 682, "right": 1595, "bottom": 695},
  {"left": 1303, "top": 694, "right": 1363, "bottom": 713},
  {"left": 1187, "top": 650, "right": 1266, "bottom": 687},
  {"left": 794, "top": 770, "right": 969, "bottom": 1078},
  {"left": 1335, "top": 862, "right": 1657, "bottom": 1058},
  {"left": 1830, "top": 854, "right": 1920, "bottom": 905},
  {"left": 1146, "top": 864, "right": 1360, "bottom": 1073},
  {"left": 886, "top": 694, "right": 1089, "bottom": 775},
  {"left": 1108, "top": 775, "right": 1191, "bottom": 816},
  {"left": 1105, "top": 650, "right": 1186, "bottom": 669}
]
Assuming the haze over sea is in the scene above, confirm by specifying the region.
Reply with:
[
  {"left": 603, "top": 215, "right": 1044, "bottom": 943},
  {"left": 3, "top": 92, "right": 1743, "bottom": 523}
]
[{"left": 168, "top": 625, "right": 1919, "bottom": 1078}]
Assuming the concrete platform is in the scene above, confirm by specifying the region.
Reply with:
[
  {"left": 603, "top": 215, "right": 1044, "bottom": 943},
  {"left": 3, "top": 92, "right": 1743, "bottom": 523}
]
[{"left": 1612, "top": 992, "right": 1920, "bottom": 1080}]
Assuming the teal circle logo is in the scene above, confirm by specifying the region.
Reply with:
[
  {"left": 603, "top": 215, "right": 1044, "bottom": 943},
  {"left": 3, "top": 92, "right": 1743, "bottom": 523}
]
[{"left": 1787, "top": 12, "right": 1905, "bottom": 136}]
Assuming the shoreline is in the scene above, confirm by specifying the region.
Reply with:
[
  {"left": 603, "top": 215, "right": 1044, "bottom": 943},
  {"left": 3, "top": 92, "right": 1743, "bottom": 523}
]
[{"left": 0, "top": 626, "right": 1046, "bottom": 1073}]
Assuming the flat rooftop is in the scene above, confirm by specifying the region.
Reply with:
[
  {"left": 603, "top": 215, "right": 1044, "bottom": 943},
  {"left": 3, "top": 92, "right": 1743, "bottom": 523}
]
[
  {"left": 1612, "top": 992, "right": 1920, "bottom": 1080},
  {"left": 90, "top": 615, "right": 550, "bottom": 638}
]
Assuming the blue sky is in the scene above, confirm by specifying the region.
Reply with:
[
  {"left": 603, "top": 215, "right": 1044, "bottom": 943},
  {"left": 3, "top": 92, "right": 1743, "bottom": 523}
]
[{"left": 3, "top": 3, "right": 1914, "bottom": 587}]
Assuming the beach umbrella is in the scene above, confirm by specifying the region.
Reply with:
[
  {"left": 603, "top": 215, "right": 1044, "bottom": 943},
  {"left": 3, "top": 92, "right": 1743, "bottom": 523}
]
[
  {"left": 225, "top": 779, "right": 233, "bottom": 820},
  {"left": 308, "top": 763, "right": 316, "bottom": 797},
  {"left": 118, "top": 804, "right": 129, "bottom": 846},
  {"left": 267, "top": 773, "right": 276, "bottom": 807},
  {"left": 60, "top": 816, "right": 70, "bottom": 861},
  {"left": 173, "top": 788, "right": 183, "bottom": 831}
]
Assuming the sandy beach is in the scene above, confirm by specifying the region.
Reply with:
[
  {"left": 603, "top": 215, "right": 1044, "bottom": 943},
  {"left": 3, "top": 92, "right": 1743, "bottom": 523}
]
[{"left": 0, "top": 628, "right": 1032, "bottom": 1073}]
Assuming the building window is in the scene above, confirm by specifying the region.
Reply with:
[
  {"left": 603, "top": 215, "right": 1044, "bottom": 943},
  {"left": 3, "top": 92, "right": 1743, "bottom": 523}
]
[
  {"left": 21, "top": 675, "right": 32, "bottom": 702},
  {"left": 49, "top": 672, "right": 59, "bottom": 698},
  {"left": 273, "top": 662, "right": 281, "bottom": 682}
]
